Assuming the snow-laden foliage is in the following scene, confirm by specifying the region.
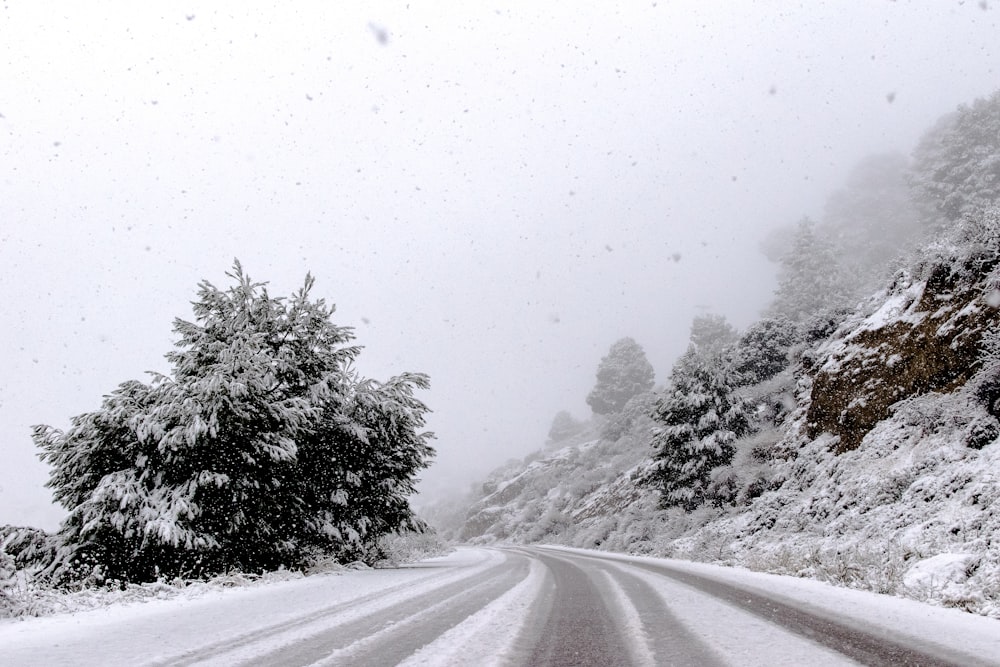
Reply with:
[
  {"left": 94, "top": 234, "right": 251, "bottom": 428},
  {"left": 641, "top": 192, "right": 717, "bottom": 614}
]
[
  {"left": 34, "top": 262, "right": 434, "bottom": 584},
  {"left": 585, "top": 337, "right": 655, "bottom": 415},
  {"left": 730, "top": 317, "right": 799, "bottom": 387},
  {"left": 1, "top": 526, "right": 55, "bottom": 617},
  {"left": 910, "top": 89, "right": 1000, "bottom": 227},
  {"left": 649, "top": 335, "right": 751, "bottom": 511},
  {"left": 0, "top": 547, "right": 14, "bottom": 611},
  {"left": 916, "top": 204, "right": 1000, "bottom": 287},
  {"left": 975, "top": 327, "right": 1000, "bottom": 420}
]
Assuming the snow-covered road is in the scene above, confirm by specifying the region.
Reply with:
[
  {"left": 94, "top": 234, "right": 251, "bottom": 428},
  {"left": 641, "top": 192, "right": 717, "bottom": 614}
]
[{"left": 1, "top": 546, "right": 998, "bottom": 666}]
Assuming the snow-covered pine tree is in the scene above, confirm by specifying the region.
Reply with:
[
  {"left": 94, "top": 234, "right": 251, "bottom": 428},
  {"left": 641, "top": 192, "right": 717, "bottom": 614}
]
[
  {"left": 296, "top": 372, "right": 434, "bottom": 562},
  {"left": 34, "top": 261, "right": 433, "bottom": 583},
  {"left": 649, "top": 316, "right": 750, "bottom": 510},
  {"left": 586, "top": 337, "right": 655, "bottom": 415},
  {"left": 730, "top": 317, "right": 799, "bottom": 386}
]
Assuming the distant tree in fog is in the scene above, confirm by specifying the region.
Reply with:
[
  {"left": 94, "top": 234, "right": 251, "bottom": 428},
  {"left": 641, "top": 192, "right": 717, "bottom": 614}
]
[
  {"left": 688, "top": 313, "right": 738, "bottom": 357},
  {"left": 600, "top": 390, "right": 657, "bottom": 442},
  {"left": 822, "top": 152, "right": 922, "bottom": 290},
  {"left": 767, "top": 218, "right": 853, "bottom": 324},
  {"left": 547, "top": 410, "right": 584, "bottom": 443},
  {"left": 586, "top": 337, "right": 655, "bottom": 415},
  {"left": 910, "top": 89, "right": 1000, "bottom": 227}
]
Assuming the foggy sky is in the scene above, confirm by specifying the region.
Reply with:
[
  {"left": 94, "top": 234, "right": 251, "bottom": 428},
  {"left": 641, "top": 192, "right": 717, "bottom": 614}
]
[{"left": 2, "top": 1, "right": 998, "bottom": 529}]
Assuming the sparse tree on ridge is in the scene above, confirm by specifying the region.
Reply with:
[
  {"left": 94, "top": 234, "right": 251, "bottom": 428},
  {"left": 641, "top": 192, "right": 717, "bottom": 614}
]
[
  {"left": 34, "top": 261, "right": 434, "bottom": 584},
  {"left": 910, "top": 89, "right": 1000, "bottom": 227},
  {"left": 586, "top": 337, "right": 655, "bottom": 415}
]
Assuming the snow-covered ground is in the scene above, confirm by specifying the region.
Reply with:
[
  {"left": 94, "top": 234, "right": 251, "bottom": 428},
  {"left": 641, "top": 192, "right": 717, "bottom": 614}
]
[
  {"left": 0, "top": 548, "right": 539, "bottom": 667},
  {"left": 3, "top": 546, "right": 998, "bottom": 666},
  {"left": 543, "top": 546, "right": 1000, "bottom": 663}
]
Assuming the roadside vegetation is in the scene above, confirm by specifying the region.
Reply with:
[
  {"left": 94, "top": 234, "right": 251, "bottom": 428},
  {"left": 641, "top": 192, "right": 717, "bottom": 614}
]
[{"left": 2, "top": 264, "right": 437, "bottom": 617}]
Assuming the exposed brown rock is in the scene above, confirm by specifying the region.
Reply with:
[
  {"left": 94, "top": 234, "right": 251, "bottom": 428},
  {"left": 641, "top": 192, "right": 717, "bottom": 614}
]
[{"left": 807, "top": 262, "right": 1000, "bottom": 453}]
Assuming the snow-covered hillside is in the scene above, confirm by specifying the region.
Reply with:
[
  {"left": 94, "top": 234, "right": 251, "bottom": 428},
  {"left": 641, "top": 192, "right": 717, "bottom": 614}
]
[{"left": 441, "top": 211, "right": 1000, "bottom": 619}]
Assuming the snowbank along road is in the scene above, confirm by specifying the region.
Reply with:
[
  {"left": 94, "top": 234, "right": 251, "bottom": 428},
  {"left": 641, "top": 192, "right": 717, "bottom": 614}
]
[{"left": 1, "top": 546, "right": 998, "bottom": 666}]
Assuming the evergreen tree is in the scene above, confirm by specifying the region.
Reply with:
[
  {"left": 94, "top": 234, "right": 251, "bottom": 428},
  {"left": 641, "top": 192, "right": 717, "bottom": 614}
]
[
  {"left": 34, "top": 262, "right": 433, "bottom": 583},
  {"left": 730, "top": 317, "right": 799, "bottom": 386},
  {"left": 688, "top": 313, "right": 738, "bottom": 357},
  {"left": 649, "top": 319, "right": 749, "bottom": 510},
  {"left": 298, "top": 372, "right": 434, "bottom": 561},
  {"left": 586, "top": 337, "right": 655, "bottom": 415}
]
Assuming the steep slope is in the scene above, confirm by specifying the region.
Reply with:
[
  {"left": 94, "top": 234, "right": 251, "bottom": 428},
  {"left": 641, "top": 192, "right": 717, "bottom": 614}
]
[
  {"left": 458, "top": 432, "right": 661, "bottom": 548},
  {"left": 446, "top": 211, "right": 1000, "bottom": 617},
  {"left": 807, "top": 260, "right": 1000, "bottom": 452}
]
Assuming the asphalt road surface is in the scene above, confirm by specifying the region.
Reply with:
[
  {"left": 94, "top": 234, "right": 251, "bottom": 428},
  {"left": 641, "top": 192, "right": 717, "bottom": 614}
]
[{"left": 1, "top": 546, "right": 997, "bottom": 666}]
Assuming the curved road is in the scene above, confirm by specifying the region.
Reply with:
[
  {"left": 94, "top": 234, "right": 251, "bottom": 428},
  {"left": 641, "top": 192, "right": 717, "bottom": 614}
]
[{"left": 1, "top": 546, "right": 998, "bottom": 666}]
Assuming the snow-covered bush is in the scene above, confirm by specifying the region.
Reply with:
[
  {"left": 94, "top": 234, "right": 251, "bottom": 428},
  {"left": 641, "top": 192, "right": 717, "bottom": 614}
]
[
  {"left": 34, "top": 262, "right": 434, "bottom": 584},
  {"left": 0, "top": 548, "right": 16, "bottom": 612},
  {"left": 375, "top": 530, "right": 451, "bottom": 566}
]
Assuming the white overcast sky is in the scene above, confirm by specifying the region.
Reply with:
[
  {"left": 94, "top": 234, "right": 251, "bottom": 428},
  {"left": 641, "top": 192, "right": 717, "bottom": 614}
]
[{"left": 1, "top": 1, "right": 998, "bottom": 529}]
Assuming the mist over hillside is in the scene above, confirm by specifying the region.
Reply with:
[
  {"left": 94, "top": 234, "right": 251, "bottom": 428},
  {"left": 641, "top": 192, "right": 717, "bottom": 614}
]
[{"left": 425, "top": 90, "right": 1000, "bottom": 619}]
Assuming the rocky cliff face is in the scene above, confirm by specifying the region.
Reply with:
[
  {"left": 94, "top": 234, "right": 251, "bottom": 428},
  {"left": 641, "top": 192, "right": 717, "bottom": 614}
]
[{"left": 806, "top": 256, "right": 1000, "bottom": 452}]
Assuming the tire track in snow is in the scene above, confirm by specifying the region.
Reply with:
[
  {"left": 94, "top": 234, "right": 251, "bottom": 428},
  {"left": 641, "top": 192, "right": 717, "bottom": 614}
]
[
  {"left": 597, "top": 558, "right": 859, "bottom": 667},
  {"left": 517, "top": 549, "right": 634, "bottom": 666},
  {"left": 624, "top": 559, "right": 980, "bottom": 667},
  {"left": 596, "top": 563, "right": 726, "bottom": 667},
  {"left": 514, "top": 547, "right": 726, "bottom": 667},
  {"left": 268, "top": 552, "right": 531, "bottom": 666},
  {"left": 543, "top": 547, "right": 989, "bottom": 667},
  {"left": 594, "top": 567, "right": 659, "bottom": 667},
  {"left": 395, "top": 555, "right": 547, "bottom": 667},
  {"left": 145, "top": 549, "right": 510, "bottom": 667}
]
